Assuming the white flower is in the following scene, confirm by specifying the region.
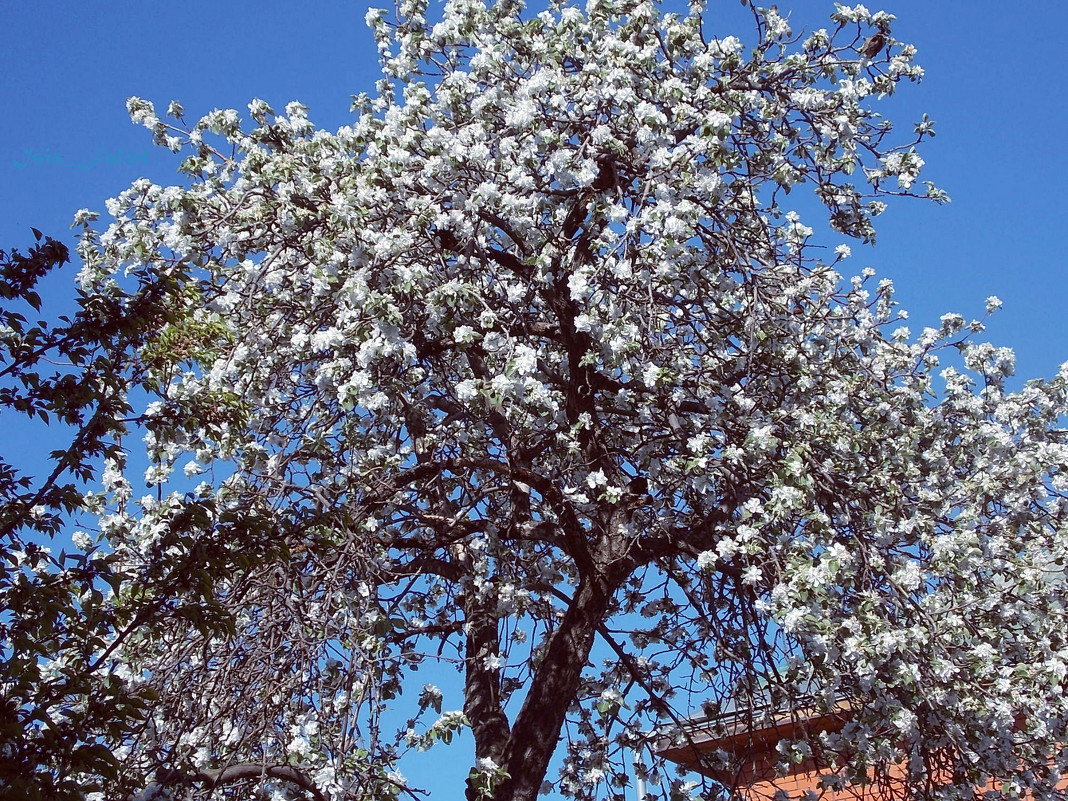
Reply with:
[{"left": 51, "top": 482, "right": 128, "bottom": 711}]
[
  {"left": 707, "top": 36, "right": 742, "bottom": 58},
  {"left": 506, "top": 99, "right": 538, "bottom": 129},
  {"left": 581, "top": 768, "right": 605, "bottom": 785},
  {"left": 453, "top": 325, "right": 480, "bottom": 344},
  {"left": 763, "top": 7, "right": 791, "bottom": 41},
  {"left": 574, "top": 313, "right": 596, "bottom": 333},
  {"left": 567, "top": 269, "right": 592, "bottom": 300},
  {"left": 893, "top": 707, "right": 917, "bottom": 735},
  {"left": 716, "top": 537, "right": 740, "bottom": 560},
  {"left": 832, "top": 4, "right": 872, "bottom": 23},
  {"left": 513, "top": 344, "right": 538, "bottom": 374},
  {"left": 893, "top": 561, "right": 923, "bottom": 592},
  {"left": 248, "top": 98, "right": 272, "bottom": 117},
  {"left": 642, "top": 364, "right": 660, "bottom": 387},
  {"left": 939, "top": 312, "right": 965, "bottom": 334},
  {"left": 287, "top": 734, "right": 312, "bottom": 757},
  {"left": 599, "top": 687, "right": 623, "bottom": 704},
  {"left": 490, "top": 374, "right": 515, "bottom": 396},
  {"left": 72, "top": 208, "right": 99, "bottom": 227},
  {"left": 456, "top": 379, "right": 479, "bottom": 401},
  {"left": 782, "top": 608, "right": 805, "bottom": 633},
  {"left": 101, "top": 461, "right": 126, "bottom": 491},
  {"left": 986, "top": 295, "right": 1003, "bottom": 313},
  {"left": 747, "top": 424, "right": 775, "bottom": 450}
]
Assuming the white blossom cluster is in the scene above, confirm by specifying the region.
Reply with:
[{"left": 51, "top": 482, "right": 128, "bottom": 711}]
[{"left": 70, "top": 0, "right": 1068, "bottom": 799}]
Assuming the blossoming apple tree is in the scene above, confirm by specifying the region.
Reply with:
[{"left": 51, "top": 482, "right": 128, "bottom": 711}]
[{"left": 68, "top": 0, "right": 1068, "bottom": 798}]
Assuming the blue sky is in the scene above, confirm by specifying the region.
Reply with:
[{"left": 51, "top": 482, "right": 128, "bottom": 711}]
[{"left": 2, "top": 0, "right": 1067, "bottom": 796}]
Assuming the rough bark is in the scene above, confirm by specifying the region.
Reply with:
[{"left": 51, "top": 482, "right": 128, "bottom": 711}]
[
  {"left": 463, "top": 583, "right": 511, "bottom": 768},
  {"left": 492, "top": 572, "right": 622, "bottom": 801}
]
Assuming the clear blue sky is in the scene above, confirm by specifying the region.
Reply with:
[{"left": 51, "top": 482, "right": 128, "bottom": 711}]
[{"left": 2, "top": 0, "right": 1067, "bottom": 796}]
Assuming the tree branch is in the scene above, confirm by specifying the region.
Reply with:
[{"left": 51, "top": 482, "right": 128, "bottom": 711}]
[{"left": 145, "top": 764, "right": 326, "bottom": 801}]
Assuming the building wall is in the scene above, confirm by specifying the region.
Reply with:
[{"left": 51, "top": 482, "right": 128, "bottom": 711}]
[
  {"left": 690, "top": 743, "right": 1067, "bottom": 801},
  {"left": 734, "top": 748, "right": 910, "bottom": 801},
  {"left": 655, "top": 715, "right": 1067, "bottom": 800}
]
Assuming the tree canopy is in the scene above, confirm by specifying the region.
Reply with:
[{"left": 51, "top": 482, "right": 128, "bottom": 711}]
[{"left": 12, "top": 0, "right": 1068, "bottom": 799}]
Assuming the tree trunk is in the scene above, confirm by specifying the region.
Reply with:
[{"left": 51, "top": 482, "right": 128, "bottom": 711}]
[
  {"left": 491, "top": 574, "right": 619, "bottom": 801},
  {"left": 463, "top": 584, "right": 510, "bottom": 766}
]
